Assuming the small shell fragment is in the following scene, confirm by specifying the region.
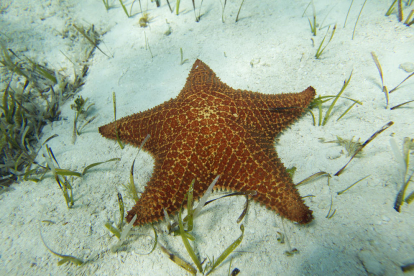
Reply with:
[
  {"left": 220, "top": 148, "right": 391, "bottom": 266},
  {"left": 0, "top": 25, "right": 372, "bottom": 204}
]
[{"left": 399, "top": 62, "right": 414, "bottom": 73}]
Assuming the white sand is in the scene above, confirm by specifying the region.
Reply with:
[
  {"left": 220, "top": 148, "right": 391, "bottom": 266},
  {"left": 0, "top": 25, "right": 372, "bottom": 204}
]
[{"left": 1, "top": 0, "right": 413, "bottom": 275}]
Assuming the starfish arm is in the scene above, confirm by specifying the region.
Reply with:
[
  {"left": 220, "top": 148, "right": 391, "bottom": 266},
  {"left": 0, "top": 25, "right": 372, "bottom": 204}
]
[
  {"left": 177, "top": 59, "right": 232, "bottom": 100},
  {"left": 99, "top": 99, "right": 182, "bottom": 155},
  {"left": 209, "top": 119, "right": 313, "bottom": 224},
  {"left": 126, "top": 124, "right": 216, "bottom": 226},
  {"left": 231, "top": 86, "right": 316, "bottom": 141}
]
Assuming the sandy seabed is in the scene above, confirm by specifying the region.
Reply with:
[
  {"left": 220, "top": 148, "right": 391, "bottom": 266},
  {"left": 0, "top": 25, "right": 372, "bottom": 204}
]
[{"left": 0, "top": 0, "right": 413, "bottom": 275}]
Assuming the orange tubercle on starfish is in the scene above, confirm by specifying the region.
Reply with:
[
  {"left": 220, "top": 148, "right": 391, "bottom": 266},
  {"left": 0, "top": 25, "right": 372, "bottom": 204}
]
[{"left": 99, "top": 59, "right": 315, "bottom": 226}]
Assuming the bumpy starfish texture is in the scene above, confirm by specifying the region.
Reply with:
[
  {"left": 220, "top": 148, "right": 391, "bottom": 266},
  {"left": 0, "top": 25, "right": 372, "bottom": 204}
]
[{"left": 99, "top": 59, "right": 315, "bottom": 226}]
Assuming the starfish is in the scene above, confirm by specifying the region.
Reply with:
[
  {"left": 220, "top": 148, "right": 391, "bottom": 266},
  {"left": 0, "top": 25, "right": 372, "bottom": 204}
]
[{"left": 99, "top": 59, "right": 315, "bottom": 226}]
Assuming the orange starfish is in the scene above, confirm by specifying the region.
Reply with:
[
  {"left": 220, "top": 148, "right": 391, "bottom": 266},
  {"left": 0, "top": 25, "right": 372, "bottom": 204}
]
[{"left": 99, "top": 59, "right": 315, "bottom": 226}]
